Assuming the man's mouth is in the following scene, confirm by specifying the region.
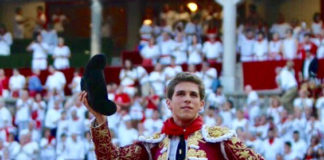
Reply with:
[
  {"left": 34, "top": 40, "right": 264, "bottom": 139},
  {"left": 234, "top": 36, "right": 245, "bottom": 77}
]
[{"left": 181, "top": 106, "right": 193, "bottom": 110}]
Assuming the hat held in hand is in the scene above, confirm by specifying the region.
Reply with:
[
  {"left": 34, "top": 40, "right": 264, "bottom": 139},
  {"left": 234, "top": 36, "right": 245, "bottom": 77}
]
[{"left": 81, "top": 54, "right": 117, "bottom": 116}]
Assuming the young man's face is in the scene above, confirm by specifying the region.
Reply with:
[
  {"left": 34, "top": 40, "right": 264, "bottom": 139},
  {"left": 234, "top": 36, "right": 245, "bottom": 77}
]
[{"left": 167, "top": 82, "right": 204, "bottom": 123}]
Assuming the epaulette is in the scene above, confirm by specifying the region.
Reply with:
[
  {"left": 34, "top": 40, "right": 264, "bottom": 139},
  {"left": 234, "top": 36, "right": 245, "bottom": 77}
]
[
  {"left": 138, "top": 132, "right": 165, "bottom": 143},
  {"left": 201, "top": 125, "right": 236, "bottom": 143}
]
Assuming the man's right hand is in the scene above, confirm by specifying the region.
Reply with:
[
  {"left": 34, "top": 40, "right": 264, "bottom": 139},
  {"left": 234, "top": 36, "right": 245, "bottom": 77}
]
[{"left": 79, "top": 91, "right": 106, "bottom": 124}]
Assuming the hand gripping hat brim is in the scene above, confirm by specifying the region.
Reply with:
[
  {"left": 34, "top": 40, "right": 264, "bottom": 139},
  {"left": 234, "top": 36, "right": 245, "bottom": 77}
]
[{"left": 80, "top": 54, "right": 117, "bottom": 116}]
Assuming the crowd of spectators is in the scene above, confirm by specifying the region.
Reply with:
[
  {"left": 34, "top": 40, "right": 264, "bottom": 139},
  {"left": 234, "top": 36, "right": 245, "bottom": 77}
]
[
  {"left": 0, "top": 3, "right": 324, "bottom": 160},
  {"left": 138, "top": 4, "right": 324, "bottom": 67},
  {"left": 0, "top": 6, "right": 71, "bottom": 71}
]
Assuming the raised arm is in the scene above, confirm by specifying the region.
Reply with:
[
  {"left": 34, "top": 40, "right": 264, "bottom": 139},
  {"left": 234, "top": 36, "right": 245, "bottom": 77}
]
[{"left": 80, "top": 91, "right": 149, "bottom": 160}]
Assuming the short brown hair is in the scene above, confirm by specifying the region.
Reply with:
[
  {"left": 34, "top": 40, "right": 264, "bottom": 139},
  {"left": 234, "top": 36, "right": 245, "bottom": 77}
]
[{"left": 166, "top": 72, "right": 205, "bottom": 100}]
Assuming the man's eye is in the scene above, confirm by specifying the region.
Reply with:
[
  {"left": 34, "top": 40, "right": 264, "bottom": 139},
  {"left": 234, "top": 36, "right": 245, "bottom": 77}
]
[
  {"left": 176, "top": 92, "right": 185, "bottom": 96},
  {"left": 191, "top": 93, "right": 198, "bottom": 97}
]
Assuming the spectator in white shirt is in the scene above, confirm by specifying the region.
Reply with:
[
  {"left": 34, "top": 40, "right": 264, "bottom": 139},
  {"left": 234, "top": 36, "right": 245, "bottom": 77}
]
[
  {"left": 158, "top": 32, "right": 175, "bottom": 65},
  {"left": 219, "top": 100, "right": 235, "bottom": 128},
  {"left": 202, "top": 33, "right": 223, "bottom": 63},
  {"left": 65, "top": 132, "right": 85, "bottom": 160},
  {"left": 16, "top": 131, "right": 39, "bottom": 160},
  {"left": 311, "top": 13, "right": 323, "bottom": 36},
  {"left": 44, "top": 101, "right": 62, "bottom": 137},
  {"left": 270, "top": 14, "right": 291, "bottom": 39},
  {"left": 9, "top": 69, "right": 26, "bottom": 98},
  {"left": 56, "top": 133, "right": 68, "bottom": 160},
  {"left": 68, "top": 98, "right": 87, "bottom": 120},
  {"left": 140, "top": 38, "right": 160, "bottom": 66},
  {"left": 206, "top": 86, "right": 226, "bottom": 109},
  {"left": 134, "top": 65, "right": 150, "bottom": 96},
  {"left": 84, "top": 131, "right": 96, "bottom": 160},
  {"left": 282, "top": 29, "right": 298, "bottom": 60},
  {"left": 26, "top": 122, "right": 40, "bottom": 143},
  {"left": 305, "top": 116, "right": 322, "bottom": 142},
  {"left": 188, "top": 35, "right": 203, "bottom": 65},
  {"left": 291, "top": 109, "right": 307, "bottom": 140},
  {"left": 119, "top": 60, "right": 137, "bottom": 97},
  {"left": 67, "top": 110, "right": 84, "bottom": 137},
  {"left": 316, "top": 87, "right": 324, "bottom": 122},
  {"left": 245, "top": 85, "right": 259, "bottom": 107},
  {"left": 41, "top": 24, "right": 58, "bottom": 54},
  {"left": 31, "top": 93, "right": 46, "bottom": 125},
  {"left": 290, "top": 130, "right": 307, "bottom": 159},
  {"left": 39, "top": 128, "right": 56, "bottom": 160},
  {"left": 283, "top": 141, "right": 298, "bottom": 160},
  {"left": 175, "top": 5, "right": 190, "bottom": 22},
  {"left": 45, "top": 65, "right": 66, "bottom": 95},
  {"left": 0, "top": 24, "right": 13, "bottom": 56},
  {"left": 267, "top": 96, "right": 284, "bottom": 125},
  {"left": 15, "top": 90, "right": 33, "bottom": 133},
  {"left": 56, "top": 111, "right": 69, "bottom": 142},
  {"left": 253, "top": 32, "right": 268, "bottom": 61},
  {"left": 149, "top": 62, "right": 165, "bottom": 97},
  {"left": 262, "top": 128, "right": 284, "bottom": 160},
  {"left": 293, "top": 88, "right": 313, "bottom": 112},
  {"left": 117, "top": 115, "right": 139, "bottom": 147},
  {"left": 14, "top": 7, "right": 29, "bottom": 39},
  {"left": 203, "top": 107, "right": 216, "bottom": 126},
  {"left": 232, "top": 110, "right": 248, "bottom": 131},
  {"left": 196, "top": 62, "right": 217, "bottom": 93},
  {"left": 143, "top": 110, "right": 163, "bottom": 135},
  {"left": 238, "top": 29, "right": 255, "bottom": 62},
  {"left": 268, "top": 32, "right": 282, "bottom": 60},
  {"left": 163, "top": 57, "right": 183, "bottom": 85},
  {"left": 316, "top": 30, "right": 324, "bottom": 59},
  {"left": 7, "top": 133, "right": 20, "bottom": 159},
  {"left": 52, "top": 9, "right": 67, "bottom": 35},
  {"left": 172, "top": 33, "right": 187, "bottom": 65},
  {"left": 68, "top": 70, "right": 81, "bottom": 95},
  {"left": 52, "top": 37, "right": 71, "bottom": 70},
  {"left": 27, "top": 34, "right": 49, "bottom": 70},
  {"left": 139, "top": 19, "right": 153, "bottom": 48},
  {"left": 0, "top": 99, "right": 12, "bottom": 129},
  {"left": 160, "top": 4, "right": 176, "bottom": 28},
  {"left": 277, "top": 61, "right": 298, "bottom": 112}
]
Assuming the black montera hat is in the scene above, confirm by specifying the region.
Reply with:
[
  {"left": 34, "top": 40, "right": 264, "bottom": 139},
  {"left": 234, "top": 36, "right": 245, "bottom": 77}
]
[{"left": 81, "top": 54, "right": 117, "bottom": 116}]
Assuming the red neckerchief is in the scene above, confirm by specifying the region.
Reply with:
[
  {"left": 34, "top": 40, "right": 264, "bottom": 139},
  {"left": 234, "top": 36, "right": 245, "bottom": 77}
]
[
  {"left": 161, "top": 116, "right": 203, "bottom": 139},
  {"left": 269, "top": 138, "right": 274, "bottom": 145}
]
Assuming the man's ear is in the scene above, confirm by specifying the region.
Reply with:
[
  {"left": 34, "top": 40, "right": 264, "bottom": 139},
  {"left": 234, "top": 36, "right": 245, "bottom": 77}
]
[
  {"left": 200, "top": 100, "right": 205, "bottom": 111},
  {"left": 166, "top": 98, "right": 172, "bottom": 111}
]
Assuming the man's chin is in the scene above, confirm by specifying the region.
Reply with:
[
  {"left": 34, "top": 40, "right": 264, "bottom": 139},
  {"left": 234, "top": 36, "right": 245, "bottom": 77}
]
[{"left": 178, "top": 115, "right": 196, "bottom": 122}]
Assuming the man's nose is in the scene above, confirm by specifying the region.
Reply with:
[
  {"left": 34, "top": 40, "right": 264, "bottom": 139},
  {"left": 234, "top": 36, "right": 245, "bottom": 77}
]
[{"left": 184, "top": 94, "right": 191, "bottom": 103}]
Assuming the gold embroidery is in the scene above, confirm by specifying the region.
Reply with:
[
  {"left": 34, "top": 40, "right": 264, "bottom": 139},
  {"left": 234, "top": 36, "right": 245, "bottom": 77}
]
[
  {"left": 187, "top": 149, "right": 197, "bottom": 157},
  {"left": 227, "top": 137, "right": 264, "bottom": 160},
  {"left": 187, "top": 131, "right": 203, "bottom": 146},
  {"left": 238, "top": 150, "right": 250, "bottom": 159},
  {"left": 98, "top": 129, "right": 109, "bottom": 139},
  {"left": 187, "top": 148, "right": 207, "bottom": 158},
  {"left": 196, "top": 150, "right": 207, "bottom": 157},
  {"left": 153, "top": 133, "right": 160, "bottom": 139},
  {"left": 158, "top": 152, "right": 167, "bottom": 160},
  {"left": 207, "top": 126, "right": 230, "bottom": 138},
  {"left": 231, "top": 137, "right": 239, "bottom": 144},
  {"left": 159, "top": 137, "right": 170, "bottom": 148},
  {"left": 157, "top": 137, "right": 170, "bottom": 160}
]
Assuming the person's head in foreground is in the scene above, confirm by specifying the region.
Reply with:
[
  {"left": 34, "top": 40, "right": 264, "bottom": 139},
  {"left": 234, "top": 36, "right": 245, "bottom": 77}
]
[{"left": 166, "top": 72, "right": 205, "bottom": 127}]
